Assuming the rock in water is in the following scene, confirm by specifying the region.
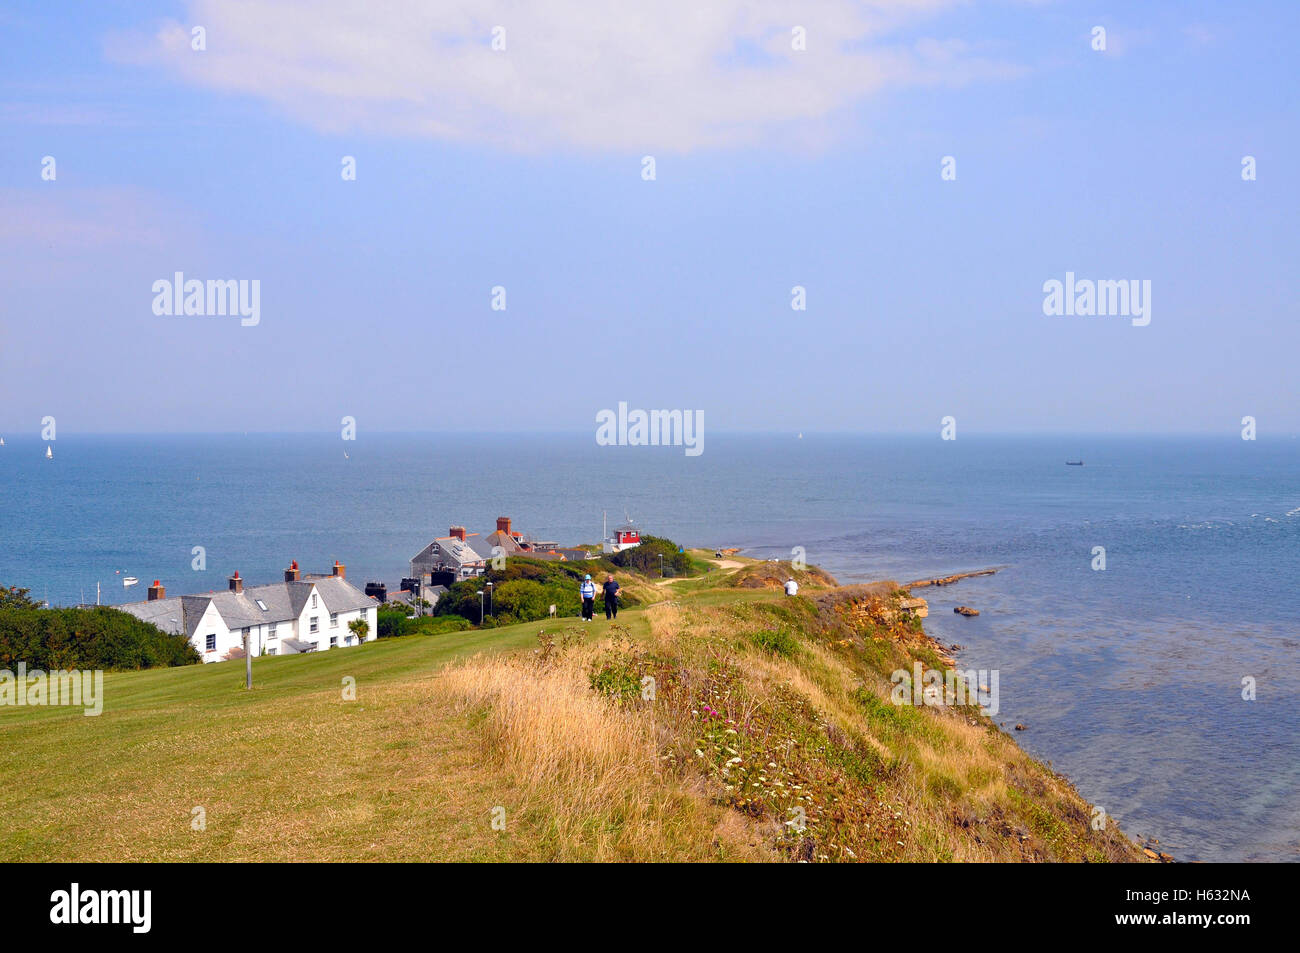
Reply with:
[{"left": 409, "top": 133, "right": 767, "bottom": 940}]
[{"left": 954, "top": 606, "right": 979, "bottom": 616}]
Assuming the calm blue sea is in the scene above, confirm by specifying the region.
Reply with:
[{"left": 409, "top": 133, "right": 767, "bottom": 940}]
[{"left": 1, "top": 432, "right": 1296, "bottom": 862}]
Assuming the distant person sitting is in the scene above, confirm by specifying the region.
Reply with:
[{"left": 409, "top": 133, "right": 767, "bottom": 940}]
[
  {"left": 579, "top": 575, "right": 596, "bottom": 621},
  {"left": 784, "top": 578, "right": 799, "bottom": 596},
  {"left": 603, "top": 574, "right": 621, "bottom": 620}
]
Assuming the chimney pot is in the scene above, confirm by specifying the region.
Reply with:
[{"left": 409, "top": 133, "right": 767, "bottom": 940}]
[
  {"left": 229, "top": 572, "right": 243, "bottom": 594},
  {"left": 285, "top": 561, "right": 301, "bottom": 582},
  {"left": 332, "top": 560, "right": 346, "bottom": 579},
  {"left": 148, "top": 581, "right": 165, "bottom": 601},
  {"left": 449, "top": 526, "right": 467, "bottom": 541}
]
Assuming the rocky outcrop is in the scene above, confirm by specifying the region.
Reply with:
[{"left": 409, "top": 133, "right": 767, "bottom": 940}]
[
  {"left": 906, "top": 568, "right": 1000, "bottom": 589},
  {"left": 954, "top": 606, "right": 979, "bottom": 616}
]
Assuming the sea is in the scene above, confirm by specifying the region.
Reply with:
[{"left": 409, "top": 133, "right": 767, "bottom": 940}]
[{"left": 1, "top": 431, "right": 1296, "bottom": 862}]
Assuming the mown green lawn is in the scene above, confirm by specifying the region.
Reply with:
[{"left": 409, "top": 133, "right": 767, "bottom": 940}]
[{"left": 0, "top": 607, "right": 659, "bottom": 861}]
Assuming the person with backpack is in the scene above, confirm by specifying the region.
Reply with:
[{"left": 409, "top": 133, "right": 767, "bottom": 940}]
[{"left": 579, "top": 574, "right": 596, "bottom": 621}]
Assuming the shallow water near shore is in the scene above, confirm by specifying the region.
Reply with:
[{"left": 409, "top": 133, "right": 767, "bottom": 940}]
[{"left": 1, "top": 432, "right": 1296, "bottom": 861}]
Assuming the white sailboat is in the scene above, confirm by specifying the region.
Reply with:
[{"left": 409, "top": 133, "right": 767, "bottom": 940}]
[{"left": 45, "top": 445, "right": 53, "bottom": 459}]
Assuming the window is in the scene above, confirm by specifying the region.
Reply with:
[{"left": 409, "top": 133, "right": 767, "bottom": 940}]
[
  {"left": 266, "top": 647, "right": 277, "bottom": 656},
  {"left": 330, "top": 613, "right": 339, "bottom": 628},
  {"left": 311, "top": 593, "right": 318, "bottom": 608},
  {"left": 329, "top": 636, "right": 338, "bottom": 648},
  {"left": 255, "top": 599, "right": 268, "bottom": 611},
  {"left": 310, "top": 616, "right": 318, "bottom": 633},
  {"left": 242, "top": 627, "right": 250, "bottom": 638},
  {"left": 268, "top": 623, "right": 277, "bottom": 639},
  {"left": 205, "top": 634, "right": 216, "bottom": 652}
]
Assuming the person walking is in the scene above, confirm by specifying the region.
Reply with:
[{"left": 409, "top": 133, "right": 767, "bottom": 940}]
[
  {"left": 602, "top": 574, "right": 621, "bottom": 620},
  {"left": 579, "top": 574, "right": 596, "bottom": 621}
]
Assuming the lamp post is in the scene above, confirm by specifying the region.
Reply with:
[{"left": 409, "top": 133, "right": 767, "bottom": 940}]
[
  {"left": 477, "top": 590, "right": 484, "bottom": 625},
  {"left": 658, "top": 553, "right": 665, "bottom": 578},
  {"left": 486, "top": 580, "right": 493, "bottom": 617}
]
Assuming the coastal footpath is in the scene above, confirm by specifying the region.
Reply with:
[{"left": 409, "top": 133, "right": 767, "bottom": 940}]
[{"left": 0, "top": 554, "right": 1147, "bottom": 862}]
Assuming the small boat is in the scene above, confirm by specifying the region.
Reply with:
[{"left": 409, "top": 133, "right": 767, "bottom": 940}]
[
  {"left": 122, "top": 576, "right": 139, "bottom": 588},
  {"left": 1066, "top": 460, "right": 1083, "bottom": 466},
  {"left": 1, "top": 437, "right": 5, "bottom": 445},
  {"left": 45, "top": 445, "right": 53, "bottom": 459}
]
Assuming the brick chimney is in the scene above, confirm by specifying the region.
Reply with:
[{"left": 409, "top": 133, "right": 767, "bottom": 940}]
[
  {"left": 148, "top": 580, "right": 165, "bottom": 601},
  {"left": 285, "top": 559, "right": 300, "bottom": 582},
  {"left": 332, "top": 560, "right": 346, "bottom": 579},
  {"left": 229, "top": 571, "right": 243, "bottom": 594},
  {"left": 449, "top": 526, "right": 467, "bottom": 541},
  {"left": 496, "top": 517, "right": 512, "bottom": 535}
]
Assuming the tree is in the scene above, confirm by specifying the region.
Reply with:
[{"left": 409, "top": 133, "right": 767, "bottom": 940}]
[
  {"left": 610, "top": 535, "right": 693, "bottom": 575},
  {"left": 0, "top": 585, "right": 39, "bottom": 609},
  {"left": 348, "top": 617, "right": 370, "bottom": 644}
]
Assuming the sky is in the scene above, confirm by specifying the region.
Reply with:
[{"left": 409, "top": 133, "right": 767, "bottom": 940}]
[{"left": 0, "top": 0, "right": 1296, "bottom": 435}]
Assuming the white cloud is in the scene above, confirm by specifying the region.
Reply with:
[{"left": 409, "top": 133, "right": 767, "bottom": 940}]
[{"left": 106, "top": 0, "right": 1022, "bottom": 153}]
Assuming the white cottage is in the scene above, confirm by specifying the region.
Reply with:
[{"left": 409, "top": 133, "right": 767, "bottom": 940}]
[{"left": 120, "top": 561, "right": 378, "bottom": 663}]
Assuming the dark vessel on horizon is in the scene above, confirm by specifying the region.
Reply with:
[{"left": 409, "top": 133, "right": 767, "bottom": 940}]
[{"left": 1066, "top": 460, "right": 1084, "bottom": 466}]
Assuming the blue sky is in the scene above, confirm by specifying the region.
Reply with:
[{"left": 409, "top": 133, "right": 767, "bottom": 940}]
[{"left": 0, "top": 0, "right": 1296, "bottom": 434}]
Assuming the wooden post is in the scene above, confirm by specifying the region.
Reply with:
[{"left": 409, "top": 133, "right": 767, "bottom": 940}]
[{"left": 244, "top": 630, "right": 252, "bottom": 690}]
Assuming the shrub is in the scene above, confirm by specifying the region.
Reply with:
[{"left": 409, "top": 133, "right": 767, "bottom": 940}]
[
  {"left": 751, "top": 625, "right": 799, "bottom": 657},
  {"left": 0, "top": 603, "right": 200, "bottom": 670},
  {"left": 609, "top": 535, "right": 693, "bottom": 576},
  {"left": 377, "top": 607, "right": 409, "bottom": 639}
]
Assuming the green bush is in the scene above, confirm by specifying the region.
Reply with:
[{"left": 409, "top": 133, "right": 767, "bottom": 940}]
[
  {"left": 407, "top": 615, "right": 472, "bottom": 636},
  {"left": 0, "top": 604, "right": 200, "bottom": 671},
  {"left": 379, "top": 607, "right": 473, "bottom": 638},
  {"left": 751, "top": 625, "right": 799, "bottom": 657},
  {"left": 609, "top": 535, "right": 693, "bottom": 576},
  {"left": 376, "top": 607, "right": 408, "bottom": 639}
]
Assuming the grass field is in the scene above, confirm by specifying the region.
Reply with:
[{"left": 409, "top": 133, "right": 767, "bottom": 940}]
[{"left": 0, "top": 558, "right": 1147, "bottom": 862}]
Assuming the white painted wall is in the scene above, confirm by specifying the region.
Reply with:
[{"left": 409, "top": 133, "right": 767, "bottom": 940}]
[{"left": 188, "top": 583, "right": 378, "bottom": 663}]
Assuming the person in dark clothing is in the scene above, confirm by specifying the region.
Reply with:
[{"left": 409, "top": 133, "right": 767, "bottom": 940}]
[
  {"left": 579, "top": 575, "right": 596, "bottom": 621},
  {"left": 603, "top": 574, "right": 621, "bottom": 620}
]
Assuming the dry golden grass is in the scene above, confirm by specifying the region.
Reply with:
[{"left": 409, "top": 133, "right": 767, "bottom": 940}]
[{"left": 434, "top": 644, "right": 775, "bottom": 861}]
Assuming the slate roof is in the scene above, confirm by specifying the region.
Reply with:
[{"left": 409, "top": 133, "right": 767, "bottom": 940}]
[
  {"left": 411, "top": 536, "right": 487, "bottom": 569},
  {"left": 120, "top": 574, "right": 374, "bottom": 636},
  {"left": 483, "top": 530, "right": 524, "bottom": 555}
]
